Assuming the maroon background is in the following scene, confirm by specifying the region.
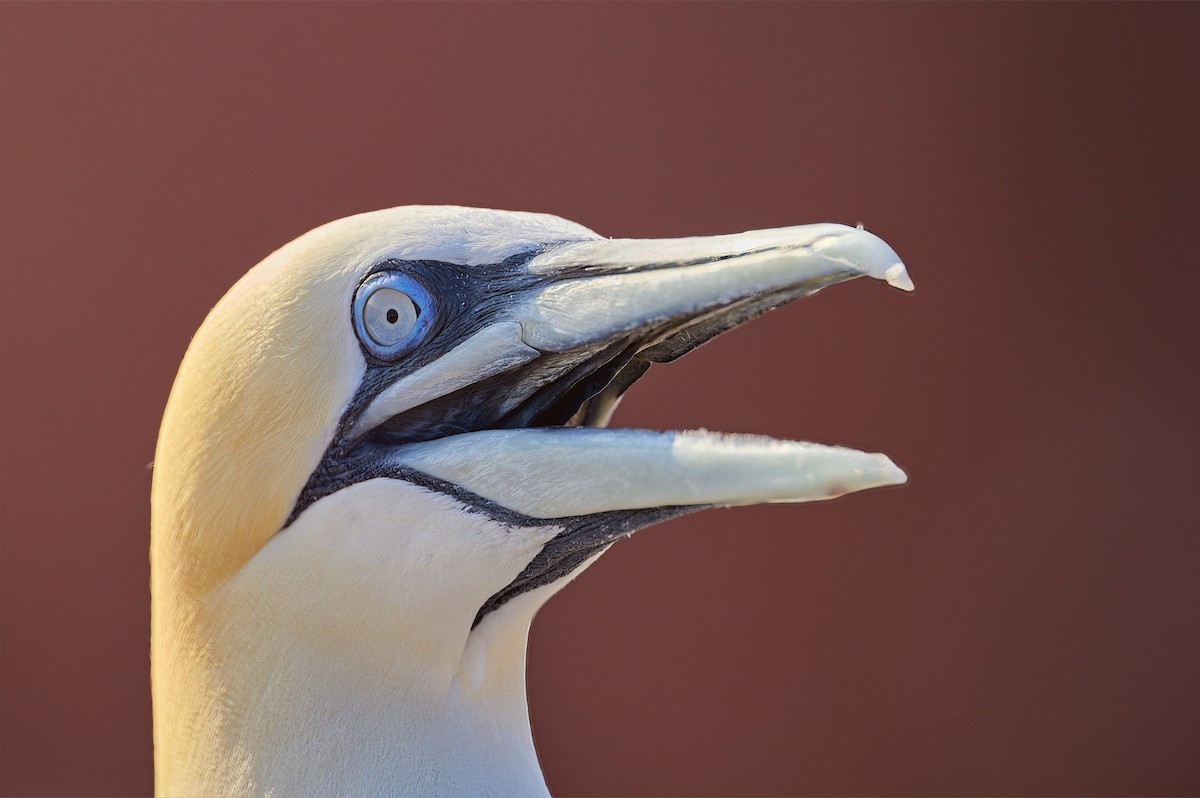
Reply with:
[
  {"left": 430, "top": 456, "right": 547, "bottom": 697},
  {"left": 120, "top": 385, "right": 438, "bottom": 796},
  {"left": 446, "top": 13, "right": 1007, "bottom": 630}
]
[{"left": 3, "top": 3, "right": 1198, "bottom": 796}]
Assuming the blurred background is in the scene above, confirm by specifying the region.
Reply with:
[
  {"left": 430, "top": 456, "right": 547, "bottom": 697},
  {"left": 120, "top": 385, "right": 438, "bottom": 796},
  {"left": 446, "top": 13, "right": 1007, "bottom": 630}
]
[{"left": 2, "top": 3, "right": 1198, "bottom": 796}]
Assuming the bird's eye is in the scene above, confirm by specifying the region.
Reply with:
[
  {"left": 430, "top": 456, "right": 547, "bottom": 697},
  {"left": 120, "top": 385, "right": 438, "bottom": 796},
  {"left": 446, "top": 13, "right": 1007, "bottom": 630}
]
[
  {"left": 353, "top": 272, "right": 431, "bottom": 358},
  {"left": 364, "top": 288, "right": 417, "bottom": 346}
]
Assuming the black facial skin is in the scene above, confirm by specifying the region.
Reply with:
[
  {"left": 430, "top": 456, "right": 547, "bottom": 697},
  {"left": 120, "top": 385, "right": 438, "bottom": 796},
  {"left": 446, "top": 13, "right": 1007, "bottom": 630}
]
[
  {"left": 336, "top": 250, "right": 554, "bottom": 445},
  {"left": 290, "top": 248, "right": 837, "bottom": 628},
  {"left": 289, "top": 250, "right": 684, "bottom": 628},
  {"left": 297, "top": 453, "right": 699, "bottom": 628}
]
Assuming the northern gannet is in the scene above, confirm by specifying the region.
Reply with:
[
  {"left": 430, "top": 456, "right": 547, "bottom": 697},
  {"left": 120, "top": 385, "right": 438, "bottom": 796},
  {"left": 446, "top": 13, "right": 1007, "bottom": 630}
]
[{"left": 151, "top": 206, "right": 913, "bottom": 796}]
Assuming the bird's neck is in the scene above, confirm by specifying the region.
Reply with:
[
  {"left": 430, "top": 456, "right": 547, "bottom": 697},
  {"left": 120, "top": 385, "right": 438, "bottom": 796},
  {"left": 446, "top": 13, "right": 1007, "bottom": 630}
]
[
  {"left": 153, "top": 588, "right": 551, "bottom": 797},
  {"left": 153, "top": 483, "right": 571, "bottom": 796}
]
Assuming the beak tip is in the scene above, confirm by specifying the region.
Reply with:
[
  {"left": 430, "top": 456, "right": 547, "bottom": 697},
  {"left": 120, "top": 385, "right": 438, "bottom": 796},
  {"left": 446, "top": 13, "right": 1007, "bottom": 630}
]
[
  {"left": 884, "top": 459, "right": 909, "bottom": 486},
  {"left": 831, "top": 226, "right": 914, "bottom": 292},
  {"left": 884, "top": 263, "right": 916, "bottom": 292}
]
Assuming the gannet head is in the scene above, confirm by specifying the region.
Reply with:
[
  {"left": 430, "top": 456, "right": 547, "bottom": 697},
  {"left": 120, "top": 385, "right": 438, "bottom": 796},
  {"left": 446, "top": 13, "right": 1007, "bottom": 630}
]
[{"left": 150, "top": 205, "right": 912, "bottom": 796}]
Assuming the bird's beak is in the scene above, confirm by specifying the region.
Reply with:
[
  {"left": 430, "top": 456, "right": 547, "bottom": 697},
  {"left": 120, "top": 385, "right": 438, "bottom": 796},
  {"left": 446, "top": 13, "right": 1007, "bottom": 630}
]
[
  {"left": 520, "top": 222, "right": 913, "bottom": 354},
  {"left": 376, "top": 223, "right": 914, "bottom": 519}
]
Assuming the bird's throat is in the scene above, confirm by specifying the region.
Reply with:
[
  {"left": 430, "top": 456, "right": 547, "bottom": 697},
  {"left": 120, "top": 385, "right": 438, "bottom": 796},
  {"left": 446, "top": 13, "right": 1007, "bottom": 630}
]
[
  {"left": 153, "top": 482, "right": 568, "bottom": 797},
  {"left": 154, "top": 585, "right": 551, "bottom": 797}
]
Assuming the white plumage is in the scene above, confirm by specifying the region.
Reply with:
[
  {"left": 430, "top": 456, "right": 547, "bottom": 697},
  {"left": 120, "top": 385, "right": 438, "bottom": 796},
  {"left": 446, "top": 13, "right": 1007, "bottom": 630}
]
[{"left": 152, "top": 206, "right": 911, "bottom": 796}]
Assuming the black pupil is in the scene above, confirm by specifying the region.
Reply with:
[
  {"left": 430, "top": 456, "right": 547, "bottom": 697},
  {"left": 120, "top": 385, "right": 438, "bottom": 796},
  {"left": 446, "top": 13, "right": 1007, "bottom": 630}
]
[{"left": 386, "top": 308, "right": 399, "bottom": 324}]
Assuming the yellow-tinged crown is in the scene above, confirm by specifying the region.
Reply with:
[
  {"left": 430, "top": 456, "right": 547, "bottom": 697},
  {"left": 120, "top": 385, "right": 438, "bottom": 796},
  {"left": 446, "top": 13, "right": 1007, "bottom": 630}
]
[
  {"left": 151, "top": 224, "right": 364, "bottom": 597},
  {"left": 150, "top": 205, "right": 596, "bottom": 598}
]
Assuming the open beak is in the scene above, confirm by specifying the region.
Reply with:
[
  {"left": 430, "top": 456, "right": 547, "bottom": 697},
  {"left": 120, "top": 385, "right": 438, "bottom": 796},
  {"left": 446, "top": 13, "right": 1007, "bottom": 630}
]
[{"left": 361, "top": 222, "right": 913, "bottom": 520}]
